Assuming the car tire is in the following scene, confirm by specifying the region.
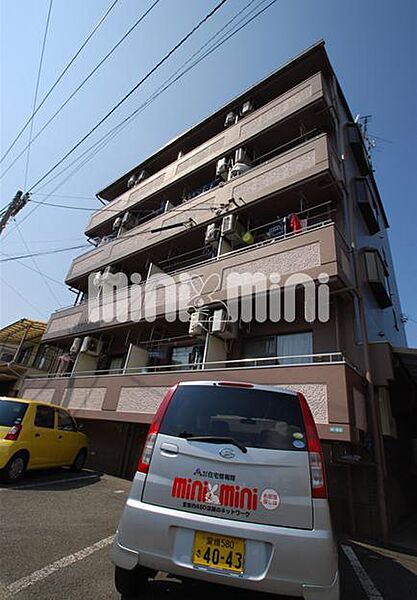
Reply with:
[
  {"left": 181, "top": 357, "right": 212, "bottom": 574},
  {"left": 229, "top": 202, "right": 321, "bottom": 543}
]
[
  {"left": 70, "top": 448, "right": 87, "bottom": 472},
  {"left": 0, "top": 451, "right": 28, "bottom": 483},
  {"left": 115, "top": 565, "right": 151, "bottom": 597}
]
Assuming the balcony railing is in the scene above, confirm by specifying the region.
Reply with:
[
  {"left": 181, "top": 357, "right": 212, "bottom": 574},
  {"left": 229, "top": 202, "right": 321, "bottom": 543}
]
[
  {"left": 43, "top": 221, "right": 352, "bottom": 342},
  {"left": 66, "top": 133, "right": 340, "bottom": 284},
  {"left": 27, "top": 352, "right": 346, "bottom": 380},
  {"left": 86, "top": 72, "right": 329, "bottom": 235}
]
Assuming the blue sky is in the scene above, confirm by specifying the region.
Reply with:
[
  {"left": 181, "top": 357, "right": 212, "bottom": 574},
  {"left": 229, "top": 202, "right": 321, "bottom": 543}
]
[{"left": 1, "top": 0, "right": 416, "bottom": 345}]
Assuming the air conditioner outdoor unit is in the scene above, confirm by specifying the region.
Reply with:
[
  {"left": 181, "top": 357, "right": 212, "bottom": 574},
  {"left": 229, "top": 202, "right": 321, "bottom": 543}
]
[
  {"left": 211, "top": 308, "right": 237, "bottom": 339},
  {"left": 101, "top": 265, "right": 116, "bottom": 282},
  {"left": 228, "top": 147, "right": 252, "bottom": 180},
  {"left": 93, "top": 271, "right": 102, "bottom": 288},
  {"left": 224, "top": 111, "right": 236, "bottom": 128},
  {"left": 112, "top": 216, "right": 123, "bottom": 231},
  {"left": 229, "top": 161, "right": 251, "bottom": 180},
  {"left": 80, "top": 336, "right": 102, "bottom": 355},
  {"left": 234, "top": 147, "right": 251, "bottom": 165},
  {"left": 137, "top": 169, "right": 148, "bottom": 183},
  {"left": 205, "top": 223, "right": 220, "bottom": 245},
  {"left": 221, "top": 215, "right": 245, "bottom": 244},
  {"left": 216, "top": 157, "right": 230, "bottom": 181},
  {"left": 121, "top": 211, "right": 137, "bottom": 230},
  {"left": 188, "top": 310, "right": 208, "bottom": 337},
  {"left": 240, "top": 100, "right": 254, "bottom": 117},
  {"left": 70, "top": 337, "right": 82, "bottom": 355}
]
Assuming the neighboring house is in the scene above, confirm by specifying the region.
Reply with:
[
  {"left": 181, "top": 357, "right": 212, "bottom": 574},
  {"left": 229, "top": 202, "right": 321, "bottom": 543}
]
[
  {"left": 0, "top": 319, "right": 60, "bottom": 395},
  {"left": 20, "top": 42, "right": 417, "bottom": 538}
]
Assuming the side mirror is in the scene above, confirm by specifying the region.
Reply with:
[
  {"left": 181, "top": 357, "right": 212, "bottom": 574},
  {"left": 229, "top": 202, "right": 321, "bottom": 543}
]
[{"left": 77, "top": 423, "right": 85, "bottom": 431}]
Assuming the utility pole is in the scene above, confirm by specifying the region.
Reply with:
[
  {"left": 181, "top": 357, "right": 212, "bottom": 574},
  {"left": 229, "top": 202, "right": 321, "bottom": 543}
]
[{"left": 0, "top": 191, "right": 30, "bottom": 235}]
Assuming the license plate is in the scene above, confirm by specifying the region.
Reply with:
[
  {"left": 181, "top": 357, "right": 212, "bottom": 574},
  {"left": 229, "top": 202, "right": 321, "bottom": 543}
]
[{"left": 192, "top": 531, "right": 245, "bottom": 573}]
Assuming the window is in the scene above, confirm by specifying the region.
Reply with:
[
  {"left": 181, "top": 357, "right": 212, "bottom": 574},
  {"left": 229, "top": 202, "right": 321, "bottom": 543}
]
[
  {"left": 16, "top": 346, "right": 33, "bottom": 366},
  {"left": 34, "top": 405, "right": 55, "bottom": 429},
  {"left": 170, "top": 345, "right": 203, "bottom": 370},
  {"left": 277, "top": 332, "right": 312, "bottom": 364},
  {"left": 243, "top": 336, "right": 276, "bottom": 359},
  {"left": 364, "top": 250, "right": 392, "bottom": 308},
  {"left": 32, "top": 346, "right": 58, "bottom": 371},
  {"left": 159, "top": 385, "right": 306, "bottom": 451},
  {"left": 57, "top": 409, "right": 77, "bottom": 432},
  {"left": 108, "top": 356, "right": 125, "bottom": 371},
  {"left": 0, "top": 400, "right": 28, "bottom": 426},
  {"left": 243, "top": 332, "right": 312, "bottom": 365}
]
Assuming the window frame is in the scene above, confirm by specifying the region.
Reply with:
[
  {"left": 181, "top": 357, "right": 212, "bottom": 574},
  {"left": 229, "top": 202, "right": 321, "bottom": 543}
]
[
  {"left": 57, "top": 408, "right": 78, "bottom": 432},
  {"left": 34, "top": 405, "right": 56, "bottom": 429}
]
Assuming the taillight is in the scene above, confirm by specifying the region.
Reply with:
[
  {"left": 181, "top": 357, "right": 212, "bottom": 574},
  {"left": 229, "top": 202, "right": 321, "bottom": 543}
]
[
  {"left": 5, "top": 424, "right": 22, "bottom": 441},
  {"left": 137, "top": 383, "right": 178, "bottom": 474},
  {"left": 298, "top": 393, "right": 327, "bottom": 499}
]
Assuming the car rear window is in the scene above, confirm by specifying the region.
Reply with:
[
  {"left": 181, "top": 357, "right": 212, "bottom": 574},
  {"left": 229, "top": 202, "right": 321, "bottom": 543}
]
[
  {"left": 0, "top": 400, "right": 28, "bottom": 427},
  {"left": 159, "top": 385, "right": 306, "bottom": 451}
]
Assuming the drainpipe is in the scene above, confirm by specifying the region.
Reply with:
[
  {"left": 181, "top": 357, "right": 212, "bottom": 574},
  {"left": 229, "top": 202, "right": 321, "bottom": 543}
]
[{"left": 330, "top": 75, "right": 388, "bottom": 541}]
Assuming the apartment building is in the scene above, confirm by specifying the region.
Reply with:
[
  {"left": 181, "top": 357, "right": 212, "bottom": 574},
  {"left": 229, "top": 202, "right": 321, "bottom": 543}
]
[
  {"left": 0, "top": 319, "right": 59, "bottom": 395},
  {"left": 20, "top": 42, "right": 417, "bottom": 537}
]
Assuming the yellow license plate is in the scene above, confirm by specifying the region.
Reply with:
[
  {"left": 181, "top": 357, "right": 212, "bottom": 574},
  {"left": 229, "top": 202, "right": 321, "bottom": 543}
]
[{"left": 192, "top": 531, "right": 245, "bottom": 573}]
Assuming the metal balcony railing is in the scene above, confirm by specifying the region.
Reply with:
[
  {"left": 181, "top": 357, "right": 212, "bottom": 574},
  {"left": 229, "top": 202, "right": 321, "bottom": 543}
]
[{"left": 27, "top": 352, "right": 346, "bottom": 380}]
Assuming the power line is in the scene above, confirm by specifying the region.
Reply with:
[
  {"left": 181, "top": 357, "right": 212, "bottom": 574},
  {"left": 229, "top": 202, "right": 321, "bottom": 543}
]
[
  {"left": 0, "top": 0, "right": 161, "bottom": 181},
  {"left": 0, "top": 244, "right": 90, "bottom": 262},
  {"left": 4, "top": 0, "right": 276, "bottom": 237},
  {"left": 1, "top": 277, "right": 46, "bottom": 318},
  {"left": 23, "top": 0, "right": 54, "bottom": 190},
  {"left": 0, "top": 0, "right": 121, "bottom": 166},
  {"left": 27, "top": 0, "right": 229, "bottom": 193},
  {"left": 34, "top": 0, "right": 276, "bottom": 197},
  {"left": 27, "top": 198, "right": 219, "bottom": 212},
  {"left": 14, "top": 220, "right": 63, "bottom": 306},
  {"left": 0, "top": 251, "right": 69, "bottom": 286},
  {"left": 31, "top": 193, "right": 98, "bottom": 200}
]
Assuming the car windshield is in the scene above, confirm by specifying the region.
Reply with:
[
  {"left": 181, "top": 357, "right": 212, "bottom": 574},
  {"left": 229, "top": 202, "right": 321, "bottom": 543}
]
[
  {"left": 159, "top": 385, "right": 306, "bottom": 451},
  {"left": 0, "top": 400, "right": 28, "bottom": 427}
]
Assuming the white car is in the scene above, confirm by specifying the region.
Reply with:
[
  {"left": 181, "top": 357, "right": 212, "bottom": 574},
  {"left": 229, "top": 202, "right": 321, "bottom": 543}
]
[{"left": 112, "top": 381, "right": 339, "bottom": 599}]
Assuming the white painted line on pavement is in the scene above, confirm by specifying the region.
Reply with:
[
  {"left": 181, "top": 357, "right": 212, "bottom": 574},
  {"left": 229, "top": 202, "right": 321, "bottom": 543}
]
[
  {"left": 6, "top": 535, "right": 114, "bottom": 595},
  {"left": 0, "top": 473, "right": 99, "bottom": 491},
  {"left": 342, "top": 544, "right": 384, "bottom": 599}
]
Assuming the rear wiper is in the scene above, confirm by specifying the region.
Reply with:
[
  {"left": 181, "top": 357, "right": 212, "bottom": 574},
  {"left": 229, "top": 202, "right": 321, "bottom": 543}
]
[{"left": 184, "top": 435, "right": 247, "bottom": 454}]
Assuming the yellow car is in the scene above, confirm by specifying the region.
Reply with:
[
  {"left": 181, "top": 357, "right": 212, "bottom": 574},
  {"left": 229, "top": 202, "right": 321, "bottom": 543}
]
[{"left": 0, "top": 396, "right": 88, "bottom": 482}]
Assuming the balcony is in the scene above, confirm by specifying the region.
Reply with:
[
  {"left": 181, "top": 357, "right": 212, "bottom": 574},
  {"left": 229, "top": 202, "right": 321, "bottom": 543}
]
[
  {"left": 86, "top": 72, "right": 330, "bottom": 236},
  {"left": 43, "top": 221, "right": 352, "bottom": 342},
  {"left": 66, "top": 133, "right": 342, "bottom": 284},
  {"left": 20, "top": 352, "right": 365, "bottom": 443}
]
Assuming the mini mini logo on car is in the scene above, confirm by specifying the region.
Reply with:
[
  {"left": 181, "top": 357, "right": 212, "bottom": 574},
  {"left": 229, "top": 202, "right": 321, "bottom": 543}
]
[
  {"left": 219, "top": 447, "right": 235, "bottom": 459},
  {"left": 171, "top": 477, "right": 258, "bottom": 510}
]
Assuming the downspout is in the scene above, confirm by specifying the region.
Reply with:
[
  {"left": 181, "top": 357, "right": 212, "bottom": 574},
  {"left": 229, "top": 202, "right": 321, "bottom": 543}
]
[{"left": 330, "top": 75, "right": 388, "bottom": 541}]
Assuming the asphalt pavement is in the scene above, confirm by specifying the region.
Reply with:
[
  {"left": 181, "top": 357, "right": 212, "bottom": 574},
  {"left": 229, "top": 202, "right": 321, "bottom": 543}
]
[{"left": 0, "top": 469, "right": 416, "bottom": 599}]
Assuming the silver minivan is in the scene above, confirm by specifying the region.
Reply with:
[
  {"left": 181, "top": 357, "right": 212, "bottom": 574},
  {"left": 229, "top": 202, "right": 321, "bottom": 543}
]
[{"left": 112, "top": 381, "right": 339, "bottom": 599}]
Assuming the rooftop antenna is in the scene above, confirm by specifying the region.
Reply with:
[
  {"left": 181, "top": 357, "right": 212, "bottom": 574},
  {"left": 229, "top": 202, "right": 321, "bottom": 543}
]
[{"left": 356, "top": 114, "right": 378, "bottom": 166}]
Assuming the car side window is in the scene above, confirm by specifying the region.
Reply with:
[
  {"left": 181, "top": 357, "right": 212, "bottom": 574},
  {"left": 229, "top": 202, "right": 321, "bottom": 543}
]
[
  {"left": 57, "top": 409, "right": 77, "bottom": 432},
  {"left": 34, "top": 405, "right": 55, "bottom": 429}
]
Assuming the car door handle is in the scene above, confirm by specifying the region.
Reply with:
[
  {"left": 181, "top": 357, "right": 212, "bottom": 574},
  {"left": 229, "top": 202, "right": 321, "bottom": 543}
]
[
  {"left": 160, "top": 442, "right": 179, "bottom": 455},
  {"left": 58, "top": 435, "right": 63, "bottom": 440},
  {"left": 35, "top": 433, "right": 40, "bottom": 437}
]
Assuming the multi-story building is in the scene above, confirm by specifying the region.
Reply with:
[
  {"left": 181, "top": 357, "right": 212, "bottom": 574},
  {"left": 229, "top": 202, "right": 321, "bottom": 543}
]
[
  {"left": 20, "top": 42, "right": 417, "bottom": 538},
  {"left": 0, "top": 319, "right": 59, "bottom": 395}
]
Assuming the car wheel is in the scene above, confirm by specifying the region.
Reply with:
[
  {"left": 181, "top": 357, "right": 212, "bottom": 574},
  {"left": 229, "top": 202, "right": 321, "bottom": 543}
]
[
  {"left": 70, "top": 448, "right": 87, "bottom": 472},
  {"left": 115, "top": 565, "right": 151, "bottom": 597},
  {"left": 1, "top": 452, "right": 28, "bottom": 482}
]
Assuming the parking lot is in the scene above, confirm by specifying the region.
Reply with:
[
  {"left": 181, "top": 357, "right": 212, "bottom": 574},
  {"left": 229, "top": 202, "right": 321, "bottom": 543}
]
[{"left": 1, "top": 470, "right": 416, "bottom": 600}]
